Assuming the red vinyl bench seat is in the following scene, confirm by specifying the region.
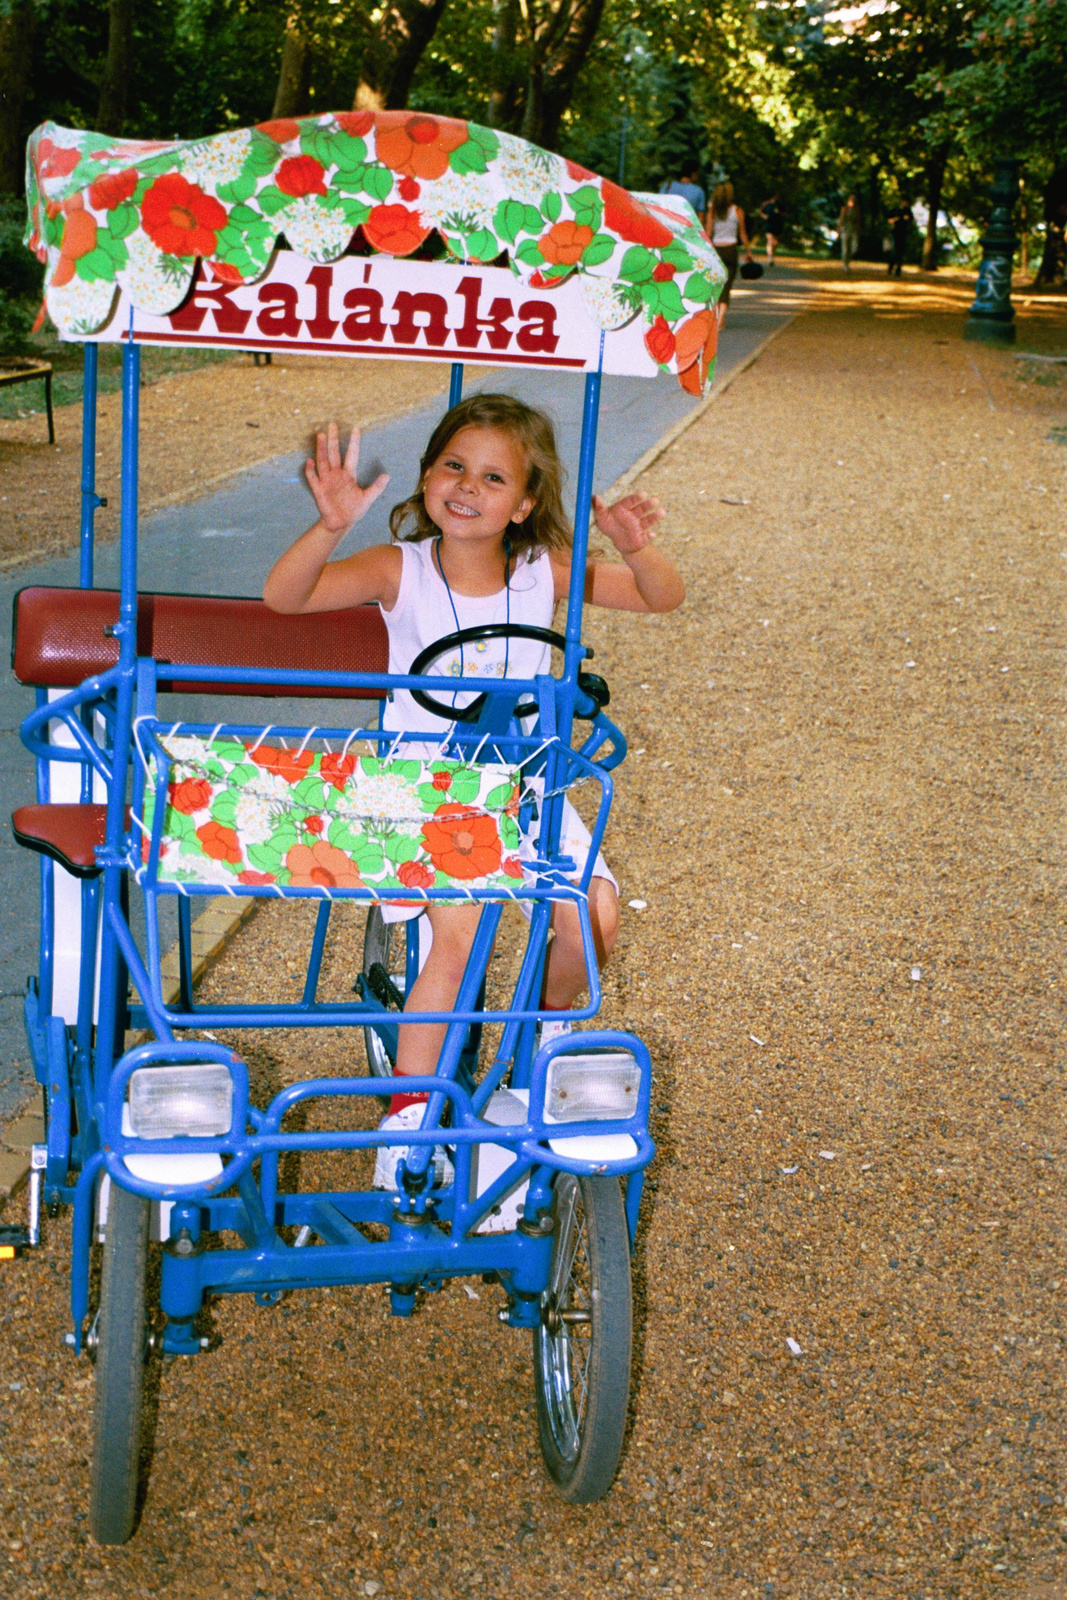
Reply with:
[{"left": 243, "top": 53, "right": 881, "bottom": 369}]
[{"left": 11, "top": 586, "right": 389, "bottom": 698}]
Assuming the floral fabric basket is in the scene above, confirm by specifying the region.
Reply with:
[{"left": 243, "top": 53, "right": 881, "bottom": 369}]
[{"left": 141, "top": 734, "right": 528, "bottom": 896}]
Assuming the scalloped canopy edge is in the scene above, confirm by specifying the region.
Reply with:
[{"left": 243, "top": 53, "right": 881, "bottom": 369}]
[{"left": 26, "top": 113, "right": 726, "bottom": 391}]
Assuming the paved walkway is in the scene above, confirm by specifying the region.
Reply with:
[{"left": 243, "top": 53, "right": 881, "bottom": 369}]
[{"left": 0, "top": 268, "right": 812, "bottom": 1117}]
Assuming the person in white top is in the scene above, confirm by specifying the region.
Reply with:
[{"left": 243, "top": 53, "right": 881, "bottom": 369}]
[
  {"left": 264, "top": 393, "right": 684, "bottom": 1142},
  {"left": 706, "top": 181, "right": 753, "bottom": 324}
]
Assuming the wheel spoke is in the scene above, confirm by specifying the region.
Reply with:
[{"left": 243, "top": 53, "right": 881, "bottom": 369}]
[
  {"left": 549, "top": 1182, "right": 580, "bottom": 1296},
  {"left": 571, "top": 1333, "right": 590, "bottom": 1426},
  {"left": 556, "top": 1204, "right": 586, "bottom": 1298}
]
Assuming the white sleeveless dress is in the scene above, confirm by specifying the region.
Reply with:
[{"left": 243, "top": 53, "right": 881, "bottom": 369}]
[
  {"left": 377, "top": 538, "right": 615, "bottom": 920},
  {"left": 381, "top": 537, "right": 555, "bottom": 736}
]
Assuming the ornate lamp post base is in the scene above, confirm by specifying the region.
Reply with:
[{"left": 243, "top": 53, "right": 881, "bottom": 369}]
[{"left": 965, "top": 159, "right": 1020, "bottom": 344}]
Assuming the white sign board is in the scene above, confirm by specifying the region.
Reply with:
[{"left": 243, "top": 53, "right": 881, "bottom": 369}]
[{"left": 85, "top": 251, "right": 658, "bottom": 377}]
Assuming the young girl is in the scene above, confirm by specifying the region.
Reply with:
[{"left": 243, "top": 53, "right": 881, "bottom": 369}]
[{"left": 264, "top": 393, "right": 683, "bottom": 1176}]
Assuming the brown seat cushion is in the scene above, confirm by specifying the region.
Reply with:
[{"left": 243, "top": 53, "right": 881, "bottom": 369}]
[
  {"left": 12, "top": 587, "right": 388, "bottom": 699},
  {"left": 11, "top": 804, "right": 110, "bottom": 877}
]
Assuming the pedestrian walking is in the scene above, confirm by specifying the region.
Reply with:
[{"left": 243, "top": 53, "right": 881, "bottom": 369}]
[
  {"left": 659, "top": 166, "right": 706, "bottom": 222},
  {"left": 707, "top": 181, "right": 753, "bottom": 324},
  {"left": 887, "top": 203, "right": 913, "bottom": 277},
  {"left": 758, "top": 193, "right": 785, "bottom": 265},
  {"left": 838, "top": 193, "right": 861, "bottom": 272}
]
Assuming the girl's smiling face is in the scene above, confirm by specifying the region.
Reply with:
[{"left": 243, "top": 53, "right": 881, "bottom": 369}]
[{"left": 422, "top": 426, "right": 535, "bottom": 544}]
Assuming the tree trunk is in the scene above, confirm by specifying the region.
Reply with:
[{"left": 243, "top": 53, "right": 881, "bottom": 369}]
[
  {"left": 272, "top": 20, "right": 312, "bottom": 119},
  {"left": 354, "top": 0, "right": 448, "bottom": 112},
  {"left": 486, "top": 0, "right": 521, "bottom": 129},
  {"left": 521, "top": 0, "right": 607, "bottom": 149},
  {"left": 97, "top": 0, "right": 134, "bottom": 136},
  {"left": 0, "top": 0, "right": 36, "bottom": 194},
  {"left": 921, "top": 145, "right": 948, "bottom": 271},
  {"left": 866, "top": 165, "right": 881, "bottom": 258},
  {"left": 1034, "top": 166, "right": 1067, "bottom": 287}
]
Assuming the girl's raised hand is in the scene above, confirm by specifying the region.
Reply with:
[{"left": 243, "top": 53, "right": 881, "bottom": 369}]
[
  {"left": 305, "top": 422, "right": 390, "bottom": 535},
  {"left": 592, "top": 490, "right": 664, "bottom": 555}
]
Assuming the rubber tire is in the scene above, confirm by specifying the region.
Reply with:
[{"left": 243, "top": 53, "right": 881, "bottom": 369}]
[
  {"left": 90, "top": 1182, "right": 150, "bottom": 1545},
  {"left": 533, "top": 1174, "right": 632, "bottom": 1503}
]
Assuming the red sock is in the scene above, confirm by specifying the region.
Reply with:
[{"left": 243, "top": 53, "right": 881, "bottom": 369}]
[{"left": 389, "top": 1088, "right": 429, "bottom": 1116}]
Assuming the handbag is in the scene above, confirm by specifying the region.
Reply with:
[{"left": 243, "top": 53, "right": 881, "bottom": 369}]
[{"left": 739, "top": 259, "right": 764, "bottom": 280}]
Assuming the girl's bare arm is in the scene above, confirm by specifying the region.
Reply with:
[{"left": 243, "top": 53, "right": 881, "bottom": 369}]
[
  {"left": 550, "top": 491, "right": 684, "bottom": 615},
  {"left": 263, "top": 423, "right": 400, "bottom": 613}
]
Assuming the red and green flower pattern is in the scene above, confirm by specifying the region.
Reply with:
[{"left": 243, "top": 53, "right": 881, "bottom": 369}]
[
  {"left": 25, "top": 112, "right": 724, "bottom": 390},
  {"left": 141, "top": 735, "right": 526, "bottom": 895}
]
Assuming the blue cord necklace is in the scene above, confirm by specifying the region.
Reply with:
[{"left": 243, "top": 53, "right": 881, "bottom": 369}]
[{"left": 434, "top": 534, "right": 511, "bottom": 713}]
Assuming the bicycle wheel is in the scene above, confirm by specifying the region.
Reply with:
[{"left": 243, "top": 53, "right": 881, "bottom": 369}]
[
  {"left": 89, "top": 1181, "right": 151, "bottom": 1545},
  {"left": 361, "top": 905, "right": 408, "bottom": 1078},
  {"left": 533, "top": 1173, "right": 632, "bottom": 1502}
]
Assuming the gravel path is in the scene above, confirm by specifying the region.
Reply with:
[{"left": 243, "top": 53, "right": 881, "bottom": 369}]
[{"left": 1, "top": 266, "right": 1066, "bottom": 1599}]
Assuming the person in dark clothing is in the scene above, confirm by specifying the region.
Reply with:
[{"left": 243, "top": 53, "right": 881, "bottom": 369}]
[
  {"left": 887, "top": 204, "right": 913, "bottom": 277},
  {"left": 759, "top": 194, "right": 785, "bottom": 265}
]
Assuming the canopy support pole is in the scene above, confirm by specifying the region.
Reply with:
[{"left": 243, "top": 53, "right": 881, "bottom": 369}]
[
  {"left": 93, "top": 335, "right": 139, "bottom": 1098},
  {"left": 536, "top": 352, "right": 603, "bottom": 875},
  {"left": 449, "top": 363, "right": 464, "bottom": 409},
  {"left": 79, "top": 344, "right": 100, "bottom": 588},
  {"left": 563, "top": 360, "right": 603, "bottom": 696}
]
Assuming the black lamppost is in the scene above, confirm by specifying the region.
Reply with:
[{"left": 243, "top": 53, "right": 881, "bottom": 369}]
[{"left": 965, "top": 158, "right": 1020, "bottom": 343}]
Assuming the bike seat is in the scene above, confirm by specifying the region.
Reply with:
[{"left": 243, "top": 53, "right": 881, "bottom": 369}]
[{"left": 12, "top": 804, "right": 111, "bottom": 878}]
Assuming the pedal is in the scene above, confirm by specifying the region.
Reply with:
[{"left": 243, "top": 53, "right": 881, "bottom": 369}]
[
  {"left": 0, "top": 1224, "right": 31, "bottom": 1260},
  {"left": 363, "top": 962, "right": 405, "bottom": 1012}
]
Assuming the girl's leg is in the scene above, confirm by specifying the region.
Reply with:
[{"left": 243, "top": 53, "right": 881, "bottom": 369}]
[
  {"left": 394, "top": 902, "right": 482, "bottom": 1078},
  {"left": 542, "top": 876, "right": 619, "bottom": 1009}
]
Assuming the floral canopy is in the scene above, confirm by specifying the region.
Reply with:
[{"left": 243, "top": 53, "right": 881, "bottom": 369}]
[{"left": 26, "top": 112, "right": 726, "bottom": 393}]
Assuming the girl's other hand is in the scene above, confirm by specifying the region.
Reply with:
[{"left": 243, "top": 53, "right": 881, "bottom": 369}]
[
  {"left": 305, "top": 422, "right": 390, "bottom": 535},
  {"left": 592, "top": 491, "right": 664, "bottom": 555}
]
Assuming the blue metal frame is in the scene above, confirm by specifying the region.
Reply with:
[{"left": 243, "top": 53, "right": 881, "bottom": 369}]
[
  {"left": 79, "top": 344, "right": 102, "bottom": 587},
  {"left": 19, "top": 333, "right": 656, "bottom": 1353}
]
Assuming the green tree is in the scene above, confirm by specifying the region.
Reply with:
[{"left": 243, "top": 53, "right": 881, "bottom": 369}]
[
  {"left": 791, "top": 0, "right": 981, "bottom": 268},
  {"left": 0, "top": 0, "right": 39, "bottom": 193},
  {"left": 411, "top": 0, "right": 610, "bottom": 147},
  {"left": 927, "top": 0, "right": 1067, "bottom": 281}
]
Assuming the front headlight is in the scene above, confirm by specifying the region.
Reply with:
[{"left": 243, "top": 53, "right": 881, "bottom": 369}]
[
  {"left": 128, "top": 1063, "right": 233, "bottom": 1139},
  {"left": 544, "top": 1051, "right": 641, "bottom": 1123}
]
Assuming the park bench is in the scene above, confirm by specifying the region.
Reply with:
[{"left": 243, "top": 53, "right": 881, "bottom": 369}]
[{"left": 0, "top": 359, "right": 55, "bottom": 444}]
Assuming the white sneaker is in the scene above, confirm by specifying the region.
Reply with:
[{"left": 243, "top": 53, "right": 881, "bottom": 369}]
[
  {"left": 373, "top": 1102, "right": 454, "bottom": 1192},
  {"left": 537, "top": 1015, "right": 575, "bottom": 1049}
]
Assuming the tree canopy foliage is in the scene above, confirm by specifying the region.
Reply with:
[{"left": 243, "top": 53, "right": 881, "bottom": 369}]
[{"left": 1, "top": 0, "right": 1064, "bottom": 276}]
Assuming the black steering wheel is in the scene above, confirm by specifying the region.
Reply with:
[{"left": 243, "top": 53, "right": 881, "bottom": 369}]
[{"left": 409, "top": 624, "right": 609, "bottom": 724}]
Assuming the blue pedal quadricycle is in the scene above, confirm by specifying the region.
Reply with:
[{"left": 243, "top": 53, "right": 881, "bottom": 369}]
[{"left": 14, "top": 112, "right": 724, "bottom": 1542}]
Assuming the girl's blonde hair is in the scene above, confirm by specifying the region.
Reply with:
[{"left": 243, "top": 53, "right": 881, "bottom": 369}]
[
  {"left": 388, "top": 393, "right": 571, "bottom": 561},
  {"left": 710, "top": 181, "right": 735, "bottom": 220}
]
